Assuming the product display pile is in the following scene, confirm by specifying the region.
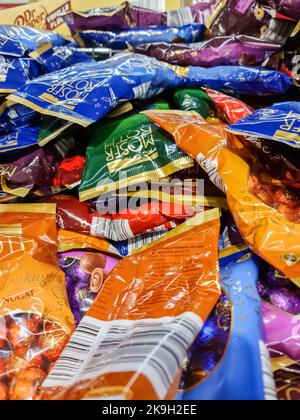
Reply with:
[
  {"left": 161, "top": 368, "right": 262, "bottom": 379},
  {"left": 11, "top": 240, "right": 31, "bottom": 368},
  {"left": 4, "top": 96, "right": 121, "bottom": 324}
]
[{"left": 0, "top": 0, "right": 299, "bottom": 401}]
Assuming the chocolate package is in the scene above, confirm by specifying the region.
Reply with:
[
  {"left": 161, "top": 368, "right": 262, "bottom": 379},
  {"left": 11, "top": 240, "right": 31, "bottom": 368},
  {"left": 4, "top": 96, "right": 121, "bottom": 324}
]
[
  {"left": 59, "top": 251, "right": 120, "bottom": 325},
  {"left": 8, "top": 53, "right": 183, "bottom": 127},
  {"left": 79, "top": 112, "right": 193, "bottom": 201},
  {"left": 134, "top": 35, "right": 281, "bottom": 68},
  {"left": 208, "top": 0, "right": 298, "bottom": 46},
  {"left": 180, "top": 249, "right": 276, "bottom": 400},
  {"left": 0, "top": 204, "right": 74, "bottom": 400},
  {"left": 77, "top": 24, "right": 206, "bottom": 50}
]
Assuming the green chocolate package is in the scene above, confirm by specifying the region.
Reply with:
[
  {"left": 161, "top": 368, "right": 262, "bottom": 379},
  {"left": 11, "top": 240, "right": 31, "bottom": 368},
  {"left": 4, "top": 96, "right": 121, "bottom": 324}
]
[
  {"left": 173, "top": 88, "right": 216, "bottom": 119},
  {"left": 79, "top": 112, "right": 193, "bottom": 201}
]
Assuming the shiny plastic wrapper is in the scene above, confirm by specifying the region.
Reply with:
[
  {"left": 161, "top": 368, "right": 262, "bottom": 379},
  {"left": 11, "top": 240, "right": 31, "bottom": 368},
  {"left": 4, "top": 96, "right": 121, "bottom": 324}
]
[
  {"left": 8, "top": 53, "right": 183, "bottom": 127},
  {"left": 208, "top": 0, "right": 297, "bottom": 45},
  {"left": 228, "top": 102, "right": 300, "bottom": 148},
  {"left": 174, "top": 88, "right": 216, "bottom": 118},
  {"left": 0, "top": 56, "right": 42, "bottom": 93},
  {"left": 64, "top": 2, "right": 164, "bottom": 32},
  {"left": 38, "top": 209, "right": 221, "bottom": 400},
  {"left": 0, "top": 25, "right": 70, "bottom": 53},
  {"left": 0, "top": 137, "right": 75, "bottom": 197},
  {"left": 262, "top": 301, "right": 300, "bottom": 367},
  {"left": 206, "top": 89, "right": 253, "bottom": 123},
  {"left": 77, "top": 24, "right": 205, "bottom": 50},
  {"left": 59, "top": 251, "right": 120, "bottom": 325},
  {"left": 52, "top": 156, "right": 86, "bottom": 190},
  {"left": 180, "top": 248, "right": 276, "bottom": 400},
  {"left": 0, "top": 103, "right": 39, "bottom": 134},
  {"left": 145, "top": 110, "right": 300, "bottom": 286},
  {"left": 186, "top": 66, "right": 292, "bottom": 96},
  {"left": 0, "top": 204, "right": 74, "bottom": 400},
  {"left": 79, "top": 112, "right": 193, "bottom": 201},
  {"left": 133, "top": 35, "right": 281, "bottom": 67}
]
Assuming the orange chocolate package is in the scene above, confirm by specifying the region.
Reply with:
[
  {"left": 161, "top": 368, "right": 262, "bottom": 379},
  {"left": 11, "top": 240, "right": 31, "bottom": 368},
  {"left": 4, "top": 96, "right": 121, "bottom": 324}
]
[
  {"left": 144, "top": 110, "right": 300, "bottom": 287},
  {"left": 0, "top": 204, "right": 74, "bottom": 400},
  {"left": 38, "top": 208, "right": 221, "bottom": 400}
]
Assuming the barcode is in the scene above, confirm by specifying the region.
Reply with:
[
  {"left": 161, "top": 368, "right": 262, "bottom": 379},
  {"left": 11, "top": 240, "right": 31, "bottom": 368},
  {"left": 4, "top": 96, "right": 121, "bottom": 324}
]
[
  {"left": 126, "top": 230, "right": 167, "bottom": 254},
  {"left": 43, "top": 313, "right": 203, "bottom": 399},
  {"left": 197, "top": 153, "right": 226, "bottom": 193},
  {"left": 167, "top": 7, "right": 194, "bottom": 26},
  {"left": 91, "top": 217, "right": 134, "bottom": 241},
  {"left": 222, "top": 226, "right": 232, "bottom": 248},
  {"left": 131, "top": 0, "right": 165, "bottom": 12},
  {"left": 259, "top": 341, "right": 277, "bottom": 401}
]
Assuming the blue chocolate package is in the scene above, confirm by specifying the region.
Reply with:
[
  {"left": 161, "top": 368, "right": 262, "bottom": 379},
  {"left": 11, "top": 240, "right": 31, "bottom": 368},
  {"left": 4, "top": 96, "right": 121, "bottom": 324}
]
[
  {"left": 0, "top": 103, "right": 39, "bottom": 134},
  {"left": 78, "top": 24, "right": 206, "bottom": 50},
  {"left": 0, "top": 125, "right": 40, "bottom": 154},
  {"left": 186, "top": 66, "right": 292, "bottom": 96},
  {"left": 0, "top": 33, "right": 31, "bottom": 57},
  {"left": 0, "top": 55, "right": 42, "bottom": 93},
  {"left": 179, "top": 249, "right": 277, "bottom": 401},
  {"left": 8, "top": 53, "right": 183, "bottom": 127},
  {"left": 36, "top": 46, "right": 95, "bottom": 74},
  {"left": 0, "top": 25, "right": 69, "bottom": 51},
  {"left": 228, "top": 102, "right": 300, "bottom": 148}
]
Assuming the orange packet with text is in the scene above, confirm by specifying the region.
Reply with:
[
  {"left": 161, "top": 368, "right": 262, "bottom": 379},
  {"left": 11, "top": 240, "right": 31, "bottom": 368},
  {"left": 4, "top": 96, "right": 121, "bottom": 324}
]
[
  {"left": 0, "top": 204, "right": 74, "bottom": 400},
  {"left": 38, "top": 208, "right": 221, "bottom": 400},
  {"left": 144, "top": 110, "right": 300, "bottom": 287}
]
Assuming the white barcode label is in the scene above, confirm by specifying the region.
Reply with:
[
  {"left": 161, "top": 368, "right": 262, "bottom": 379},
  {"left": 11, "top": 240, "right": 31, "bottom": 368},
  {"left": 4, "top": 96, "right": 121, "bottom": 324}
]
[
  {"left": 197, "top": 153, "right": 226, "bottom": 193},
  {"left": 43, "top": 313, "right": 203, "bottom": 399},
  {"left": 259, "top": 341, "right": 277, "bottom": 401},
  {"left": 126, "top": 230, "right": 167, "bottom": 254},
  {"left": 167, "top": 7, "right": 194, "bottom": 26},
  {"left": 91, "top": 217, "right": 134, "bottom": 241},
  {"left": 131, "top": 0, "right": 165, "bottom": 12}
]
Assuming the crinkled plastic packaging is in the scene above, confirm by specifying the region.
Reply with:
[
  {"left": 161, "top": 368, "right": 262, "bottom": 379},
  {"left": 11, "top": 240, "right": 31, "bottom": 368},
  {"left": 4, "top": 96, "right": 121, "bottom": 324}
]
[
  {"left": 186, "top": 65, "right": 292, "bottom": 96},
  {"left": 59, "top": 251, "right": 120, "bottom": 325},
  {"left": 0, "top": 204, "right": 74, "bottom": 400},
  {"left": 0, "top": 103, "right": 39, "bottom": 134},
  {"left": 228, "top": 102, "right": 300, "bottom": 148},
  {"left": 206, "top": 89, "right": 253, "bottom": 123},
  {"left": 208, "top": 0, "right": 297, "bottom": 45},
  {"left": 52, "top": 156, "right": 86, "bottom": 190},
  {"left": 174, "top": 89, "right": 216, "bottom": 119},
  {"left": 0, "top": 25, "right": 69, "bottom": 51},
  {"left": 262, "top": 301, "right": 300, "bottom": 365},
  {"left": 0, "top": 33, "right": 31, "bottom": 58},
  {"left": 38, "top": 209, "right": 221, "bottom": 400},
  {"left": 0, "top": 56, "right": 42, "bottom": 93},
  {"left": 145, "top": 110, "right": 300, "bottom": 285},
  {"left": 64, "top": 2, "right": 164, "bottom": 32},
  {"left": 8, "top": 53, "right": 183, "bottom": 127},
  {"left": 134, "top": 35, "right": 281, "bottom": 67},
  {"left": 33, "top": 46, "right": 95, "bottom": 75},
  {"left": 180, "top": 249, "right": 276, "bottom": 400},
  {"left": 271, "top": 359, "right": 300, "bottom": 400},
  {"left": 167, "top": 1, "right": 218, "bottom": 26},
  {"left": 79, "top": 112, "right": 193, "bottom": 201},
  {"left": 51, "top": 194, "right": 182, "bottom": 242},
  {"left": 0, "top": 137, "right": 75, "bottom": 197},
  {"left": 77, "top": 24, "right": 205, "bottom": 50},
  {"left": 259, "top": 265, "right": 300, "bottom": 315}
]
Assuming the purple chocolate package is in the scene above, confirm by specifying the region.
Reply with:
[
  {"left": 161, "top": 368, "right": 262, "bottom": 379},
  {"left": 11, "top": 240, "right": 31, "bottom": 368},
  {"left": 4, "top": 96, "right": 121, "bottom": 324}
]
[
  {"left": 59, "top": 251, "right": 120, "bottom": 325},
  {"left": 0, "top": 136, "right": 75, "bottom": 192},
  {"left": 64, "top": 1, "right": 164, "bottom": 32},
  {"left": 208, "top": 0, "right": 297, "bottom": 46},
  {"left": 259, "top": 266, "right": 300, "bottom": 316},
  {"left": 134, "top": 35, "right": 281, "bottom": 67},
  {"left": 167, "top": 1, "right": 218, "bottom": 25}
]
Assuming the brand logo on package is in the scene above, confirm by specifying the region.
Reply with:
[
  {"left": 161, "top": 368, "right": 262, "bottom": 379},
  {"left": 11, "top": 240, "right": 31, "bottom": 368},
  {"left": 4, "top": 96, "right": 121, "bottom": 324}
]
[{"left": 13, "top": 1, "right": 71, "bottom": 30}]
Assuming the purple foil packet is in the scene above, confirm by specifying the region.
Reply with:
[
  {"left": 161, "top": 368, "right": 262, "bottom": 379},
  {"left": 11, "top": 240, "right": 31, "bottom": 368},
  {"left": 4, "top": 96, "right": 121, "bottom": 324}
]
[
  {"left": 262, "top": 300, "right": 300, "bottom": 363},
  {"left": 134, "top": 35, "right": 281, "bottom": 67},
  {"left": 0, "top": 136, "right": 75, "bottom": 192},
  {"left": 59, "top": 251, "right": 120, "bottom": 325},
  {"left": 279, "top": 1, "right": 300, "bottom": 20},
  {"left": 208, "top": 0, "right": 297, "bottom": 46},
  {"left": 64, "top": 1, "right": 164, "bottom": 32},
  {"left": 259, "top": 266, "right": 300, "bottom": 316}
]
